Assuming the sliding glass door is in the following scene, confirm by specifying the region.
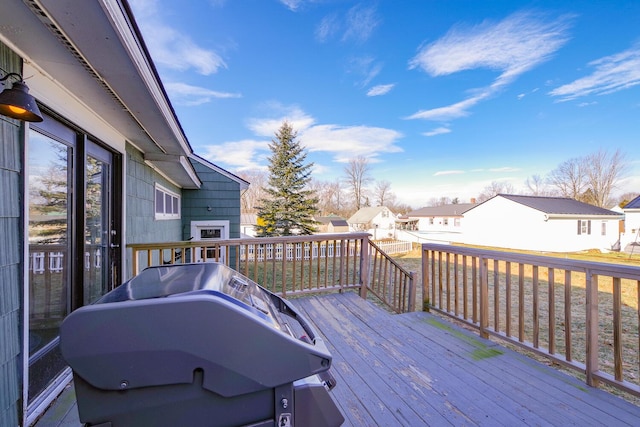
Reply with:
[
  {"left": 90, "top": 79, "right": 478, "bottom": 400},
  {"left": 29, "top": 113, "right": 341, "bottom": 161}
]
[{"left": 27, "top": 115, "right": 120, "bottom": 405}]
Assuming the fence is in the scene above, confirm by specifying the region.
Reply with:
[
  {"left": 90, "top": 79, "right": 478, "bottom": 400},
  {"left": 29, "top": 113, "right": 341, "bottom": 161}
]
[
  {"left": 422, "top": 243, "right": 640, "bottom": 398},
  {"left": 127, "top": 233, "right": 416, "bottom": 313}
]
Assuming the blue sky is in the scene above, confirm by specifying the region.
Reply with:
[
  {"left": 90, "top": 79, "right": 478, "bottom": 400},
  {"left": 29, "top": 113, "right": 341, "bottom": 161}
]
[{"left": 129, "top": 0, "right": 640, "bottom": 207}]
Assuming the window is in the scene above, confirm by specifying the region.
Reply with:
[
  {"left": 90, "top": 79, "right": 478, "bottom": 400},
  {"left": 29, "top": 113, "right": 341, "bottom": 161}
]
[
  {"left": 155, "top": 184, "right": 181, "bottom": 219},
  {"left": 443, "top": 218, "right": 449, "bottom": 226},
  {"left": 601, "top": 221, "right": 607, "bottom": 236},
  {"left": 577, "top": 219, "right": 591, "bottom": 235},
  {"left": 429, "top": 218, "right": 434, "bottom": 225},
  {"left": 454, "top": 218, "right": 461, "bottom": 227}
]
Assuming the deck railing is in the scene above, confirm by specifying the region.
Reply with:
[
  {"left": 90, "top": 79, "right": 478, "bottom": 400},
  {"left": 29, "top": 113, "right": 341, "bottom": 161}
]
[
  {"left": 127, "top": 233, "right": 415, "bottom": 313},
  {"left": 422, "top": 243, "right": 640, "bottom": 398}
]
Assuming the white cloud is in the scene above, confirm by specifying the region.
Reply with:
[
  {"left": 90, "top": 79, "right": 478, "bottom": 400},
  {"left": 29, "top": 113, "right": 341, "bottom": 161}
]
[
  {"left": 316, "top": 14, "right": 339, "bottom": 42},
  {"left": 300, "top": 124, "right": 403, "bottom": 162},
  {"left": 129, "top": 0, "right": 226, "bottom": 75},
  {"left": 489, "top": 167, "right": 521, "bottom": 172},
  {"left": 367, "top": 84, "right": 395, "bottom": 96},
  {"left": 549, "top": 43, "right": 640, "bottom": 101},
  {"left": 165, "top": 82, "right": 241, "bottom": 106},
  {"left": 434, "top": 170, "right": 465, "bottom": 176},
  {"left": 408, "top": 11, "right": 572, "bottom": 121},
  {"left": 343, "top": 4, "right": 380, "bottom": 43},
  {"left": 218, "top": 102, "right": 403, "bottom": 169},
  {"left": 279, "top": 0, "right": 303, "bottom": 11},
  {"left": 316, "top": 4, "right": 380, "bottom": 44},
  {"left": 347, "top": 56, "right": 383, "bottom": 87},
  {"left": 202, "top": 139, "right": 270, "bottom": 171},
  {"left": 246, "top": 104, "right": 316, "bottom": 137},
  {"left": 423, "top": 127, "right": 452, "bottom": 137},
  {"left": 406, "top": 96, "right": 481, "bottom": 121}
]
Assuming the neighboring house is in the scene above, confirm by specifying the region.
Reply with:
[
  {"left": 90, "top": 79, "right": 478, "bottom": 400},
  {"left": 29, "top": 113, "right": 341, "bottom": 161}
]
[
  {"left": 348, "top": 206, "right": 396, "bottom": 239},
  {"left": 620, "top": 195, "right": 640, "bottom": 251},
  {"left": 314, "top": 216, "right": 350, "bottom": 233},
  {"left": 407, "top": 203, "right": 476, "bottom": 232},
  {"left": 0, "top": 2, "right": 246, "bottom": 425},
  {"left": 240, "top": 213, "right": 258, "bottom": 237},
  {"left": 462, "top": 194, "right": 623, "bottom": 252}
]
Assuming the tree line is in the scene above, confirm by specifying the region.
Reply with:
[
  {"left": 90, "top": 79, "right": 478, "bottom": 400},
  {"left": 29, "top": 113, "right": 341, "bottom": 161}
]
[{"left": 242, "top": 122, "right": 634, "bottom": 236}]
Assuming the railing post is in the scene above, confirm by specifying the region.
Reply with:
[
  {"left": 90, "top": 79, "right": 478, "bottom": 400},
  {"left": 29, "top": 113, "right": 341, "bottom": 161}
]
[
  {"left": 408, "top": 271, "right": 416, "bottom": 312},
  {"left": 479, "top": 256, "right": 489, "bottom": 339},
  {"left": 422, "top": 247, "right": 429, "bottom": 312},
  {"left": 585, "top": 270, "right": 600, "bottom": 387},
  {"left": 359, "top": 236, "right": 370, "bottom": 299}
]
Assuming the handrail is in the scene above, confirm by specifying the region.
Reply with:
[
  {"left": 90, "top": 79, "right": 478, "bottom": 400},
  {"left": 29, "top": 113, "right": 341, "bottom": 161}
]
[
  {"left": 127, "top": 233, "right": 415, "bottom": 313},
  {"left": 422, "top": 243, "right": 640, "bottom": 398}
]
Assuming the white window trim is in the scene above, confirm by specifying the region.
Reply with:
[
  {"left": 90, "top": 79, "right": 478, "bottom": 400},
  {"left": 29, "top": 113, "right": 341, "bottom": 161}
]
[{"left": 155, "top": 184, "right": 181, "bottom": 220}]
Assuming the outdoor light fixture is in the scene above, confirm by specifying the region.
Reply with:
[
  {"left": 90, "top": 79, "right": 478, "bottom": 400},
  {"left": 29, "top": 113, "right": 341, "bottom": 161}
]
[{"left": 0, "top": 72, "right": 43, "bottom": 122}]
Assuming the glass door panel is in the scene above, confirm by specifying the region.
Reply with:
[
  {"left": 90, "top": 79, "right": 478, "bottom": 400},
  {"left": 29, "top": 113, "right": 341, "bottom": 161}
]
[
  {"left": 84, "top": 142, "right": 112, "bottom": 305},
  {"left": 27, "top": 130, "right": 72, "bottom": 401}
]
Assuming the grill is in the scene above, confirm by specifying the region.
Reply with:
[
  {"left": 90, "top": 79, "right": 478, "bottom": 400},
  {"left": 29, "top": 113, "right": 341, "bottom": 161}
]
[{"left": 60, "top": 263, "right": 344, "bottom": 426}]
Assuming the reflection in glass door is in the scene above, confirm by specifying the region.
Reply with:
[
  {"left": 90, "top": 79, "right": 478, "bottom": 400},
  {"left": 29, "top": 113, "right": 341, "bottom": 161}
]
[
  {"left": 84, "top": 142, "right": 112, "bottom": 305},
  {"left": 27, "top": 131, "right": 72, "bottom": 401}
]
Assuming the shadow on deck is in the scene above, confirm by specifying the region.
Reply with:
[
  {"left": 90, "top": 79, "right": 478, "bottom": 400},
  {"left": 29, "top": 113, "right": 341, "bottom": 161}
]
[{"left": 37, "top": 292, "right": 640, "bottom": 426}]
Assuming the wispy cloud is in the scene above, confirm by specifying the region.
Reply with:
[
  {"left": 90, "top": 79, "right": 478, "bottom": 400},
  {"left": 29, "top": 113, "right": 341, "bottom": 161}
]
[
  {"left": 165, "top": 82, "right": 241, "bottom": 106},
  {"left": 423, "top": 127, "right": 452, "bottom": 137},
  {"left": 316, "top": 4, "right": 380, "bottom": 44},
  {"left": 549, "top": 43, "right": 640, "bottom": 101},
  {"left": 367, "top": 84, "right": 395, "bottom": 96},
  {"left": 408, "top": 11, "right": 572, "bottom": 121},
  {"left": 347, "top": 56, "right": 383, "bottom": 87},
  {"left": 279, "top": 0, "right": 303, "bottom": 11},
  {"left": 202, "top": 139, "right": 270, "bottom": 171},
  {"left": 343, "top": 4, "right": 380, "bottom": 43},
  {"left": 315, "top": 14, "right": 339, "bottom": 42},
  {"left": 434, "top": 170, "right": 465, "bottom": 176},
  {"left": 489, "top": 166, "right": 520, "bottom": 172},
  {"left": 129, "top": 0, "right": 227, "bottom": 75},
  {"left": 222, "top": 104, "right": 403, "bottom": 167}
]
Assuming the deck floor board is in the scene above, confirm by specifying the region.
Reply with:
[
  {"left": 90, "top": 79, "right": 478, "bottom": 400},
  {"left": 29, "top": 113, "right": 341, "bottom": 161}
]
[{"left": 292, "top": 292, "right": 640, "bottom": 427}]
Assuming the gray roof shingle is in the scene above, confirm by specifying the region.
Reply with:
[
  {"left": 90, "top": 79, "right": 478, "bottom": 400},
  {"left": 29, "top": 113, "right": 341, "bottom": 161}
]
[
  {"left": 623, "top": 195, "right": 640, "bottom": 209},
  {"left": 408, "top": 203, "right": 476, "bottom": 217},
  {"left": 495, "top": 194, "right": 621, "bottom": 216}
]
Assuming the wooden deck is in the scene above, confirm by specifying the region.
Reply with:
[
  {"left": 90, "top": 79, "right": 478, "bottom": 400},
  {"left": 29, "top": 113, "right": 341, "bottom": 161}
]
[
  {"left": 294, "top": 292, "right": 640, "bottom": 426},
  {"left": 37, "top": 292, "right": 640, "bottom": 426}
]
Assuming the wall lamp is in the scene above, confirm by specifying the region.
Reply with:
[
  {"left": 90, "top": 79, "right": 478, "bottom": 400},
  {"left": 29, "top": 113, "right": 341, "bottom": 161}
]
[{"left": 0, "top": 72, "right": 43, "bottom": 122}]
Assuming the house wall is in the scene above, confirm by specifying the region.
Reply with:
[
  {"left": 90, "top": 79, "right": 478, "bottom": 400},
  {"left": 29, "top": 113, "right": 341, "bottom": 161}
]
[
  {"left": 125, "top": 144, "right": 183, "bottom": 276},
  {"left": 620, "top": 209, "right": 640, "bottom": 248},
  {"left": 182, "top": 158, "right": 243, "bottom": 240},
  {"left": 463, "top": 197, "right": 619, "bottom": 252},
  {"left": 0, "top": 45, "right": 23, "bottom": 427},
  {"left": 416, "top": 216, "right": 463, "bottom": 232}
]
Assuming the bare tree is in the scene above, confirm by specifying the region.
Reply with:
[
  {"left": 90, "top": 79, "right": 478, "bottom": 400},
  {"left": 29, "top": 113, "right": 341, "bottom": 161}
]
[
  {"left": 373, "top": 180, "right": 396, "bottom": 207},
  {"left": 343, "top": 156, "right": 372, "bottom": 211},
  {"left": 309, "top": 178, "right": 347, "bottom": 216},
  {"left": 547, "top": 157, "right": 587, "bottom": 200},
  {"left": 525, "top": 174, "right": 554, "bottom": 196},
  {"left": 476, "top": 181, "right": 515, "bottom": 203},
  {"left": 583, "top": 149, "right": 627, "bottom": 207},
  {"left": 238, "top": 170, "right": 268, "bottom": 213},
  {"left": 547, "top": 149, "right": 627, "bottom": 207},
  {"left": 427, "top": 196, "right": 452, "bottom": 207}
]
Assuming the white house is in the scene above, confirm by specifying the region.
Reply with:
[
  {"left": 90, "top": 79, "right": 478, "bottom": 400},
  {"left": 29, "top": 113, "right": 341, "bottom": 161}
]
[
  {"left": 462, "top": 194, "right": 623, "bottom": 252},
  {"left": 407, "top": 203, "right": 476, "bottom": 232},
  {"left": 620, "top": 195, "right": 640, "bottom": 251},
  {"left": 347, "top": 206, "right": 396, "bottom": 239}
]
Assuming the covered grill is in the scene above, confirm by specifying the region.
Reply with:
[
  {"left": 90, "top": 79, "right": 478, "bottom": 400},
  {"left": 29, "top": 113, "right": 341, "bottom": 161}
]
[{"left": 60, "top": 263, "right": 344, "bottom": 426}]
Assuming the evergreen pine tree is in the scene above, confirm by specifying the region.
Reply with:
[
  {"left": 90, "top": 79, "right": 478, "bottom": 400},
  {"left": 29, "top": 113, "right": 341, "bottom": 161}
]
[{"left": 256, "top": 121, "right": 318, "bottom": 236}]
